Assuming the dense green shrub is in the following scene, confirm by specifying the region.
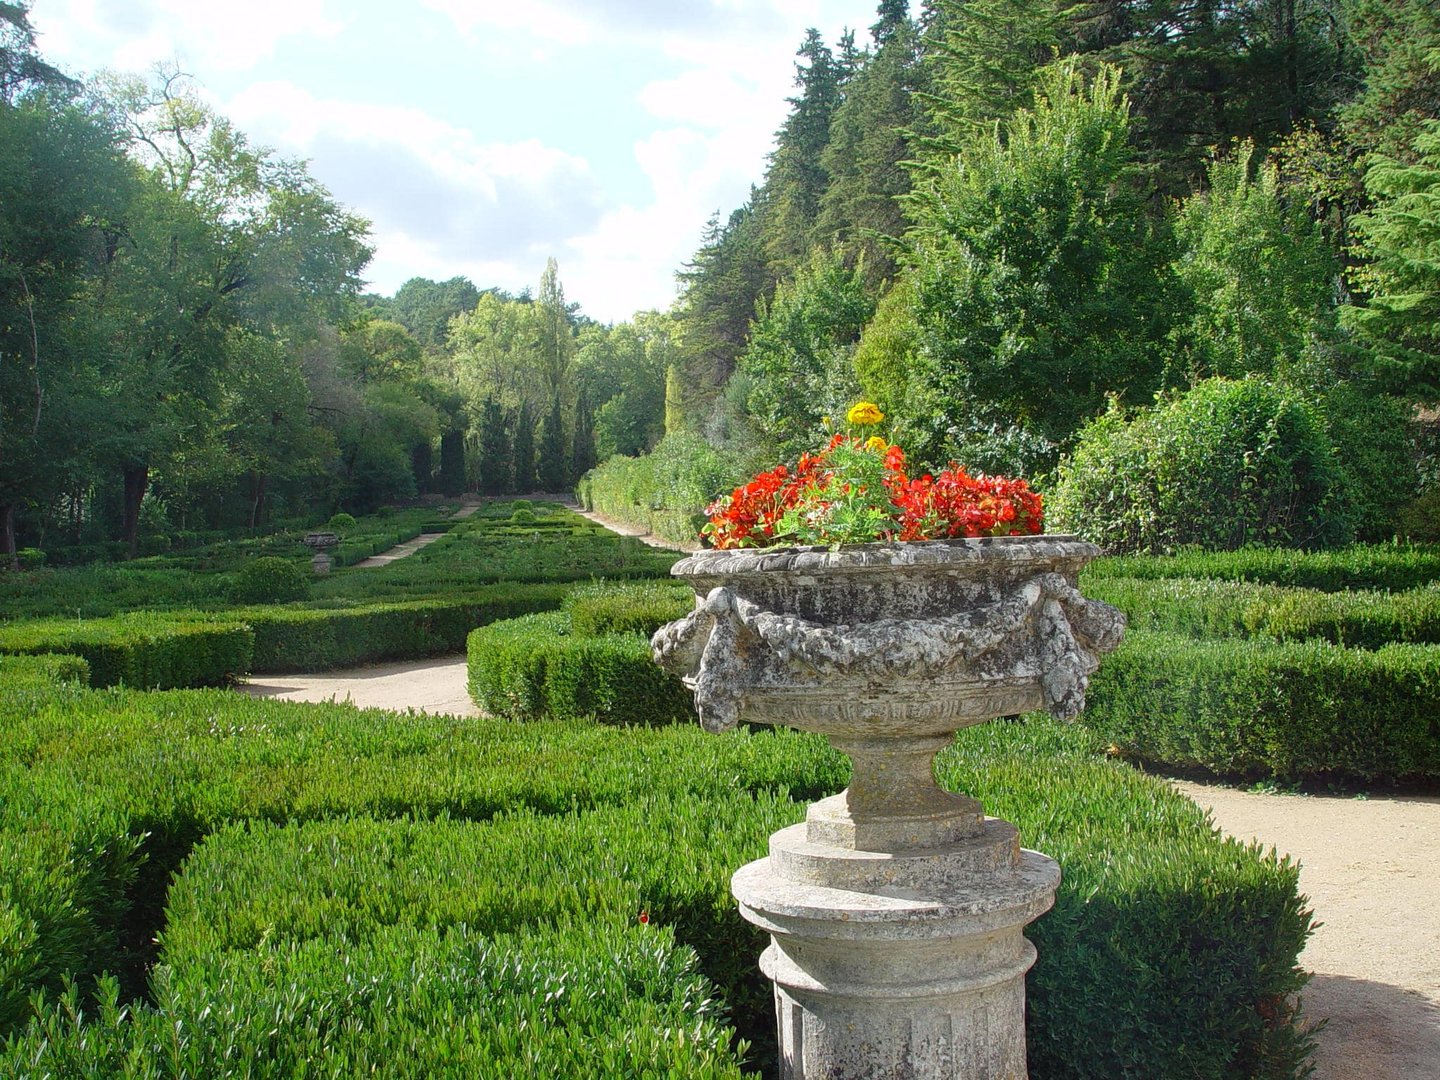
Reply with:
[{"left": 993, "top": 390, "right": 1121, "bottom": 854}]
[
  {"left": 1052, "top": 378, "right": 1348, "bottom": 553},
  {"left": 325, "top": 512, "right": 357, "bottom": 532},
  {"left": 1085, "top": 629, "right": 1440, "bottom": 781},
  {"left": 578, "top": 432, "right": 749, "bottom": 545},
  {"left": 1085, "top": 544, "right": 1440, "bottom": 592},
  {"left": 1087, "top": 576, "right": 1440, "bottom": 648},
  {"left": 0, "top": 792, "right": 144, "bottom": 1033},
  {"left": 228, "top": 556, "right": 310, "bottom": 604},
  {"left": 0, "top": 615, "right": 253, "bottom": 689},
  {"left": 936, "top": 721, "right": 1313, "bottom": 1080},
  {"left": 0, "top": 676, "right": 1312, "bottom": 1077},
  {"left": 467, "top": 612, "right": 694, "bottom": 726},
  {"left": 0, "top": 651, "right": 90, "bottom": 688},
  {"left": 1397, "top": 487, "right": 1440, "bottom": 542},
  {"left": 6, "top": 924, "right": 748, "bottom": 1080},
  {"left": 1318, "top": 384, "right": 1419, "bottom": 542},
  {"left": 563, "top": 579, "right": 693, "bottom": 637},
  {"left": 16, "top": 546, "right": 45, "bottom": 569},
  {"left": 510, "top": 507, "right": 537, "bottom": 524},
  {"left": 243, "top": 584, "right": 572, "bottom": 673}
]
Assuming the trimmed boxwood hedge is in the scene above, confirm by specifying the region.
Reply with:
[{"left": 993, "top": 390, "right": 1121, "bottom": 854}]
[
  {"left": 1085, "top": 543, "right": 1440, "bottom": 593},
  {"left": 1087, "top": 576, "right": 1440, "bottom": 649},
  {"left": 467, "top": 610, "right": 694, "bottom": 725},
  {"left": 1084, "top": 629, "right": 1440, "bottom": 781},
  {"left": 242, "top": 584, "right": 573, "bottom": 672},
  {"left": 0, "top": 680, "right": 1314, "bottom": 1078},
  {"left": 0, "top": 614, "right": 253, "bottom": 689},
  {"left": 8, "top": 925, "right": 748, "bottom": 1079},
  {"left": 0, "top": 651, "right": 90, "bottom": 688},
  {"left": 562, "top": 579, "right": 694, "bottom": 637}
]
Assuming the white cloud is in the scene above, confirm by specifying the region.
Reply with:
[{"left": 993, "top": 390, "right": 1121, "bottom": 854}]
[
  {"left": 30, "top": 0, "right": 342, "bottom": 76},
  {"left": 31, "top": 0, "right": 884, "bottom": 321},
  {"left": 225, "top": 81, "right": 608, "bottom": 285}
]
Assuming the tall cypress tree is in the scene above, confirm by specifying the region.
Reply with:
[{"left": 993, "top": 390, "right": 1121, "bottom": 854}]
[
  {"left": 511, "top": 399, "right": 537, "bottom": 493},
  {"left": 537, "top": 392, "right": 567, "bottom": 491},
  {"left": 571, "top": 388, "right": 597, "bottom": 481},
  {"left": 477, "top": 397, "right": 510, "bottom": 495}
]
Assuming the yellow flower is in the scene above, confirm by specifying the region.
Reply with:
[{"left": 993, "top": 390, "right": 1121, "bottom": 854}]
[
  {"left": 865, "top": 435, "right": 888, "bottom": 453},
  {"left": 847, "top": 401, "right": 884, "bottom": 426}
]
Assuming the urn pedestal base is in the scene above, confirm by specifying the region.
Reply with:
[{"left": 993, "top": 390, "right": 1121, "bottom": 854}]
[{"left": 732, "top": 808, "right": 1060, "bottom": 1080}]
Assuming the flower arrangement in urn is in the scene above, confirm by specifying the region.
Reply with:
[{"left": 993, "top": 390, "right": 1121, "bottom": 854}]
[{"left": 701, "top": 402, "right": 1043, "bottom": 549}]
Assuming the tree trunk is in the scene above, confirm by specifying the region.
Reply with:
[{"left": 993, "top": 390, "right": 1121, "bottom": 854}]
[
  {"left": 248, "top": 472, "right": 267, "bottom": 531},
  {"left": 0, "top": 504, "right": 16, "bottom": 570},
  {"left": 122, "top": 465, "right": 149, "bottom": 560}
]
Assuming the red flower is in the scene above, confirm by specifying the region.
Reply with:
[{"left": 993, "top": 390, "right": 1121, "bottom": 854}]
[{"left": 702, "top": 438, "right": 1043, "bottom": 549}]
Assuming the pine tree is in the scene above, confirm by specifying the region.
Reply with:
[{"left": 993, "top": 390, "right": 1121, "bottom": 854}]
[
  {"left": 922, "top": 0, "right": 1063, "bottom": 148},
  {"left": 1064, "top": 0, "right": 1354, "bottom": 195},
  {"left": 672, "top": 202, "right": 770, "bottom": 429},
  {"left": 1340, "top": 0, "right": 1440, "bottom": 163},
  {"left": 872, "top": 0, "right": 910, "bottom": 45},
  {"left": 817, "top": 6, "right": 928, "bottom": 286},
  {"left": 759, "top": 28, "right": 844, "bottom": 278},
  {"left": 1343, "top": 120, "right": 1440, "bottom": 399}
]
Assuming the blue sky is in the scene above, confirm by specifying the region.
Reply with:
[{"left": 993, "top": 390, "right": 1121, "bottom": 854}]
[{"left": 30, "top": 0, "right": 885, "bottom": 323}]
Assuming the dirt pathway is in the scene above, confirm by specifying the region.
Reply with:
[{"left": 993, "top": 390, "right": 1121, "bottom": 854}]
[
  {"left": 240, "top": 655, "right": 478, "bottom": 716},
  {"left": 1173, "top": 780, "right": 1440, "bottom": 1079}
]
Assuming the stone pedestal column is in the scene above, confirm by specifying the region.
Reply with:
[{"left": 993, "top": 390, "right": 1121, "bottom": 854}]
[
  {"left": 733, "top": 756, "right": 1058, "bottom": 1080},
  {"left": 651, "top": 537, "right": 1125, "bottom": 1080}
]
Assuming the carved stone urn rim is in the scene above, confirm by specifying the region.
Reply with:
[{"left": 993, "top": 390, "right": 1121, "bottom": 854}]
[{"left": 670, "top": 533, "right": 1094, "bottom": 576}]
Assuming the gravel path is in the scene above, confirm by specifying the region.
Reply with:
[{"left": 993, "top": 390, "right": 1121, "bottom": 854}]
[
  {"left": 240, "top": 655, "right": 478, "bottom": 716},
  {"left": 1174, "top": 780, "right": 1440, "bottom": 1079}
]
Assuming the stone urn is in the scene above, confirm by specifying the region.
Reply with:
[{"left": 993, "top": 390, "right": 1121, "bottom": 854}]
[{"left": 652, "top": 535, "right": 1125, "bottom": 1080}]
